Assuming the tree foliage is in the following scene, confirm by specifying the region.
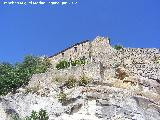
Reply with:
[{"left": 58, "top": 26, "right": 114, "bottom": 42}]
[
  {"left": 56, "top": 57, "right": 86, "bottom": 70},
  {"left": 58, "top": 91, "right": 67, "bottom": 104},
  {"left": 12, "top": 109, "right": 49, "bottom": 120},
  {"left": 113, "top": 45, "right": 123, "bottom": 50},
  {"left": 25, "top": 109, "right": 49, "bottom": 120},
  {"left": 0, "top": 55, "right": 51, "bottom": 95},
  {"left": 78, "top": 75, "right": 89, "bottom": 86},
  {"left": 56, "top": 60, "right": 70, "bottom": 70}
]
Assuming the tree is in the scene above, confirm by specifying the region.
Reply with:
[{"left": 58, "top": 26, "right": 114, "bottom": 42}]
[
  {"left": 0, "top": 55, "right": 51, "bottom": 96},
  {"left": 113, "top": 45, "right": 123, "bottom": 50}
]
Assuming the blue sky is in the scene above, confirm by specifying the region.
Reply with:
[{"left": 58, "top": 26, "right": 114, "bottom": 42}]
[{"left": 0, "top": 0, "right": 160, "bottom": 63}]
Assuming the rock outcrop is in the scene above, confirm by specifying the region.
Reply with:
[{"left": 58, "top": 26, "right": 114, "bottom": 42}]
[{"left": 0, "top": 36, "right": 160, "bottom": 120}]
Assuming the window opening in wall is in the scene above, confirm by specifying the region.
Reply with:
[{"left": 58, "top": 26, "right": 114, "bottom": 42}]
[
  {"left": 62, "top": 52, "right": 64, "bottom": 57},
  {"left": 81, "top": 44, "right": 84, "bottom": 52},
  {"left": 74, "top": 47, "right": 77, "bottom": 52}
]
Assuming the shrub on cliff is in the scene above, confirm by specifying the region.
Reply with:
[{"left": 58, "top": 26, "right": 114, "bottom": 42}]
[
  {"left": 20, "top": 56, "right": 51, "bottom": 74},
  {"left": 115, "top": 67, "right": 128, "bottom": 80},
  {"left": 80, "top": 58, "right": 86, "bottom": 65},
  {"left": 0, "top": 55, "right": 51, "bottom": 95},
  {"left": 58, "top": 91, "right": 67, "bottom": 104},
  {"left": 71, "top": 60, "right": 77, "bottom": 66},
  {"left": 65, "top": 76, "right": 77, "bottom": 89},
  {"left": 0, "top": 63, "right": 15, "bottom": 95},
  {"left": 56, "top": 57, "right": 86, "bottom": 70},
  {"left": 56, "top": 60, "right": 70, "bottom": 70},
  {"left": 113, "top": 45, "right": 123, "bottom": 50},
  {"left": 71, "top": 59, "right": 86, "bottom": 66},
  {"left": 79, "top": 75, "right": 90, "bottom": 86},
  {"left": 25, "top": 109, "right": 49, "bottom": 120}
]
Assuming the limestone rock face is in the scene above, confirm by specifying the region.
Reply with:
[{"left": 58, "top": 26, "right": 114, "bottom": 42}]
[
  {"left": 0, "top": 36, "right": 160, "bottom": 120},
  {"left": 0, "top": 76, "right": 160, "bottom": 120}
]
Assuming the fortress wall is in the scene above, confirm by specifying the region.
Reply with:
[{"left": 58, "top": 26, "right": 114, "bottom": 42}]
[
  {"left": 122, "top": 48, "right": 160, "bottom": 64},
  {"left": 48, "top": 36, "right": 160, "bottom": 82},
  {"left": 110, "top": 48, "right": 160, "bottom": 66},
  {"left": 90, "top": 36, "right": 114, "bottom": 64},
  {"left": 79, "top": 41, "right": 90, "bottom": 61},
  {"left": 128, "top": 64, "right": 160, "bottom": 80},
  {"left": 49, "top": 36, "right": 112, "bottom": 67},
  {"left": 49, "top": 41, "right": 90, "bottom": 67},
  {"left": 115, "top": 48, "right": 160, "bottom": 80},
  {"left": 51, "top": 62, "right": 101, "bottom": 81},
  {"left": 91, "top": 36, "right": 111, "bottom": 56},
  {"left": 91, "top": 45, "right": 160, "bottom": 81},
  {"left": 29, "top": 62, "right": 101, "bottom": 89}
]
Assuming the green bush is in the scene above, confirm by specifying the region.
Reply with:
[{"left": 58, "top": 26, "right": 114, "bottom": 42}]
[
  {"left": 71, "top": 59, "right": 86, "bottom": 66},
  {"left": 25, "top": 109, "right": 49, "bottom": 120},
  {"left": 56, "top": 57, "right": 86, "bottom": 70},
  {"left": 11, "top": 114, "right": 20, "bottom": 120},
  {"left": 25, "top": 111, "right": 39, "bottom": 120},
  {"left": 79, "top": 75, "right": 89, "bottom": 86},
  {"left": 58, "top": 91, "right": 67, "bottom": 104},
  {"left": 65, "top": 76, "right": 77, "bottom": 89},
  {"left": 113, "top": 45, "right": 123, "bottom": 50},
  {"left": 56, "top": 60, "right": 70, "bottom": 70},
  {"left": 38, "top": 109, "right": 49, "bottom": 120},
  {"left": 20, "top": 56, "right": 51, "bottom": 74},
  {"left": 80, "top": 58, "right": 86, "bottom": 65},
  {"left": 0, "top": 63, "right": 15, "bottom": 95},
  {"left": 75, "top": 60, "right": 81, "bottom": 65},
  {"left": 71, "top": 60, "right": 76, "bottom": 66},
  {"left": 0, "top": 55, "right": 51, "bottom": 96}
]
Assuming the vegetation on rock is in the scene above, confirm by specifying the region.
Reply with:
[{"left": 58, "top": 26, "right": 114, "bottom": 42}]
[
  {"left": 12, "top": 109, "right": 49, "bottom": 120},
  {"left": 56, "top": 60, "right": 70, "bottom": 70},
  {"left": 25, "top": 109, "right": 49, "bottom": 120},
  {"left": 58, "top": 91, "right": 67, "bottom": 104},
  {"left": 79, "top": 75, "right": 90, "bottom": 86},
  {"left": 115, "top": 67, "right": 128, "bottom": 80},
  {"left": 113, "top": 45, "right": 123, "bottom": 50},
  {"left": 65, "top": 76, "right": 77, "bottom": 89},
  {"left": 0, "top": 55, "right": 51, "bottom": 95},
  {"left": 56, "top": 58, "right": 86, "bottom": 70},
  {"left": 25, "top": 85, "right": 40, "bottom": 94}
]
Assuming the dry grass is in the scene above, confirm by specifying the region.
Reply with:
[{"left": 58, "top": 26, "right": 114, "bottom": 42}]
[
  {"left": 115, "top": 67, "right": 128, "bottom": 80},
  {"left": 52, "top": 75, "right": 66, "bottom": 84}
]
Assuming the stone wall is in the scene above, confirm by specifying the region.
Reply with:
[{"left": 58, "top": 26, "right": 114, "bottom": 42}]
[
  {"left": 122, "top": 48, "right": 160, "bottom": 64},
  {"left": 28, "top": 62, "right": 101, "bottom": 90},
  {"left": 51, "top": 62, "right": 101, "bottom": 81},
  {"left": 90, "top": 36, "right": 113, "bottom": 64},
  {"left": 48, "top": 36, "right": 160, "bottom": 82},
  {"left": 49, "top": 36, "right": 111, "bottom": 68},
  {"left": 49, "top": 40, "right": 90, "bottom": 67},
  {"left": 114, "top": 48, "right": 160, "bottom": 81},
  {"left": 128, "top": 64, "right": 160, "bottom": 81},
  {"left": 88, "top": 40, "right": 160, "bottom": 82}
]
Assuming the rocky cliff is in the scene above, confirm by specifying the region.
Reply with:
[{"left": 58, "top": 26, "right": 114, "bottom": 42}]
[{"left": 0, "top": 36, "right": 160, "bottom": 120}]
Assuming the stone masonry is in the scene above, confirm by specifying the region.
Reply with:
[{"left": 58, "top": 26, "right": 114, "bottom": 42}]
[
  {"left": 49, "top": 36, "right": 160, "bottom": 82},
  {"left": 1, "top": 36, "right": 160, "bottom": 120}
]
